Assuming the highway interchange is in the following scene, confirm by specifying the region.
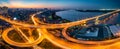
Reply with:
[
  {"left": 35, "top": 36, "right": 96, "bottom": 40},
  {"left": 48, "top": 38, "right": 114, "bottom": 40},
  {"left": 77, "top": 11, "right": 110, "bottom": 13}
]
[{"left": 0, "top": 9, "right": 120, "bottom": 49}]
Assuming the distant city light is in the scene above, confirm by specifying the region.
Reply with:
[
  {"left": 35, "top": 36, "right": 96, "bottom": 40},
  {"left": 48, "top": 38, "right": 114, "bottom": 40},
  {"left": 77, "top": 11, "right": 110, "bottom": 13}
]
[
  {"left": 99, "top": 9, "right": 118, "bottom": 10},
  {"left": 13, "top": 17, "right": 17, "bottom": 20}
]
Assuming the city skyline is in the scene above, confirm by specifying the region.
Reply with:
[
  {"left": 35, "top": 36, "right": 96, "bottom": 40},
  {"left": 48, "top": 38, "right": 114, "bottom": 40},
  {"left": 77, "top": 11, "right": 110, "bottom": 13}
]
[{"left": 0, "top": 0, "right": 120, "bottom": 9}]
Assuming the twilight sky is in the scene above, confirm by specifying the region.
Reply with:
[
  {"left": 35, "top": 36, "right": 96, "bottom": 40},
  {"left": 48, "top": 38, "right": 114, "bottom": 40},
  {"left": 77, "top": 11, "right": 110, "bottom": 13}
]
[{"left": 0, "top": 0, "right": 120, "bottom": 9}]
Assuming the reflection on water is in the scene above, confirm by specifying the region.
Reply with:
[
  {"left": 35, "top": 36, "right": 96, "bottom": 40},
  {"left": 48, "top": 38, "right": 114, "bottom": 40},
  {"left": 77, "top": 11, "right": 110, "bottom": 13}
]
[
  {"left": 56, "top": 10, "right": 120, "bottom": 24},
  {"left": 56, "top": 10, "right": 104, "bottom": 21}
]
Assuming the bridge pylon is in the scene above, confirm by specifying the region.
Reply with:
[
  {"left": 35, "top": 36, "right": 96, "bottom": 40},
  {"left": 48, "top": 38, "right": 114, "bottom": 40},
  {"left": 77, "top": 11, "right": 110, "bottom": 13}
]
[
  {"left": 82, "top": 20, "right": 87, "bottom": 26},
  {"left": 95, "top": 17, "right": 100, "bottom": 25}
]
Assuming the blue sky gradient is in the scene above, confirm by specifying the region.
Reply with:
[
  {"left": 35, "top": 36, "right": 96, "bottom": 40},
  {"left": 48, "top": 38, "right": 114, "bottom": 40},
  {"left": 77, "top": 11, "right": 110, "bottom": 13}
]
[{"left": 0, "top": 0, "right": 120, "bottom": 9}]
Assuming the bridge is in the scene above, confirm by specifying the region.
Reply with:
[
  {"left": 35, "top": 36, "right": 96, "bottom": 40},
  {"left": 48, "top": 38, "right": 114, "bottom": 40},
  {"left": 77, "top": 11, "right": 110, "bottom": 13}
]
[{"left": 0, "top": 9, "right": 120, "bottom": 49}]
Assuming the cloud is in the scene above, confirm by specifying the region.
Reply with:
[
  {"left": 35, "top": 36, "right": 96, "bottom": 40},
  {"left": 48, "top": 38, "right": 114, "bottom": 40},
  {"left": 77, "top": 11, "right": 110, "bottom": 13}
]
[
  {"left": 0, "top": 1, "right": 9, "bottom": 6},
  {"left": 0, "top": 0, "right": 63, "bottom": 8}
]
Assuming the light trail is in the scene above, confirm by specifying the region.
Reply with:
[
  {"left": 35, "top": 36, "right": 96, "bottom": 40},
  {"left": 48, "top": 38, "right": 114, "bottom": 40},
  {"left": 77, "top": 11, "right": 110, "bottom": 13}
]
[
  {"left": 1, "top": 12, "right": 44, "bottom": 47},
  {"left": 2, "top": 27, "right": 44, "bottom": 47},
  {"left": 0, "top": 9, "right": 120, "bottom": 49},
  {"left": 62, "top": 25, "right": 120, "bottom": 45},
  {"left": 31, "top": 15, "right": 120, "bottom": 49}
]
